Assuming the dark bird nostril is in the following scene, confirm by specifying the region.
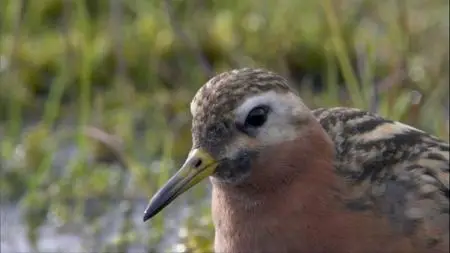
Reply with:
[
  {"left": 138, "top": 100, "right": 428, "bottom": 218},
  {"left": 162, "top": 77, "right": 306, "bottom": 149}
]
[{"left": 193, "top": 158, "right": 202, "bottom": 168}]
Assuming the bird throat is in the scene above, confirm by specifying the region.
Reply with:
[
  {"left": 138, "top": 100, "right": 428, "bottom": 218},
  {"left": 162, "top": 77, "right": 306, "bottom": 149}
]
[
  {"left": 211, "top": 149, "right": 258, "bottom": 184},
  {"left": 210, "top": 126, "right": 340, "bottom": 252}
]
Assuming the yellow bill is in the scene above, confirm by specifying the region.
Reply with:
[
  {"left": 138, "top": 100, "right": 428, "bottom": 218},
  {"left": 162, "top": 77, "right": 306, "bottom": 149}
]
[{"left": 143, "top": 148, "right": 218, "bottom": 222}]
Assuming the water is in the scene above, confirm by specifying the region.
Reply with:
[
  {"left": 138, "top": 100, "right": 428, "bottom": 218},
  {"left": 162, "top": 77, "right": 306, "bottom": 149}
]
[
  {"left": 1, "top": 204, "right": 84, "bottom": 253},
  {"left": 1, "top": 199, "right": 194, "bottom": 253},
  {"left": 0, "top": 124, "right": 205, "bottom": 253}
]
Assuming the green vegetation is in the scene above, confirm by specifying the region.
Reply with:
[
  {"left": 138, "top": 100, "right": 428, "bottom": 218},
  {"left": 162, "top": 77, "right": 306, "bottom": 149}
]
[{"left": 1, "top": 0, "right": 448, "bottom": 252}]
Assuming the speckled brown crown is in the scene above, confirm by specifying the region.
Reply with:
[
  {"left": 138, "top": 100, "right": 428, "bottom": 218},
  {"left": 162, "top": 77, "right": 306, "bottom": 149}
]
[{"left": 189, "top": 68, "right": 297, "bottom": 151}]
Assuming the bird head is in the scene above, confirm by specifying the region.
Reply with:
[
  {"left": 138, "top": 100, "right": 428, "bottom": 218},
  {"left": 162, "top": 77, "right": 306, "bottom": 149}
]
[{"left": 143, "top": 68, "right": 319, "bottom": 221}]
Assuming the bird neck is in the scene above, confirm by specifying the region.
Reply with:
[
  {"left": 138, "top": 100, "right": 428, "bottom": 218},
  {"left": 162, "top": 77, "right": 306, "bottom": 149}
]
[
  {"left": 213, "top": 121, "right": 336, "bottom": 196},
  {"left": 211, "top": 123, "right": 342, "bottom": 252}
]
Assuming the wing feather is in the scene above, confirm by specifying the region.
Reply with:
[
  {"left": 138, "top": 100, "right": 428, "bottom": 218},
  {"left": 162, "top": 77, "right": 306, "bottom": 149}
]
[{"left": 313, "top": 107, "right": 449, "bottom": 248}]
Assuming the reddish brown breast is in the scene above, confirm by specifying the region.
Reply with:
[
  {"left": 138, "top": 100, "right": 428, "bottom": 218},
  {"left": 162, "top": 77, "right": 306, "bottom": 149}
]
[{"left": 211, "top": 121, "right": 440, "bottom": 253}]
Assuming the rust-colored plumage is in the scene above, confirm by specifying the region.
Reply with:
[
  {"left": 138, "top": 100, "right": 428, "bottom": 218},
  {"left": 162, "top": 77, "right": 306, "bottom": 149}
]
[{"left": 143, "top": 68, "right": 449, "bottom": 253}]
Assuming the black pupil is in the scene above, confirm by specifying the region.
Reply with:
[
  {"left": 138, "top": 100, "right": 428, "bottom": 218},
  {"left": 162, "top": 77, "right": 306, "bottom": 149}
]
[{"left": 245, "top": 106, "right": 268, "bottom": 128}]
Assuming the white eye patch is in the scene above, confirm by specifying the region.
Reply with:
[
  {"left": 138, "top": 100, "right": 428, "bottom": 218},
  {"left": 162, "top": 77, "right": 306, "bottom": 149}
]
[{"left": 234, "top": 91, "right": 310, "bottom": 146}]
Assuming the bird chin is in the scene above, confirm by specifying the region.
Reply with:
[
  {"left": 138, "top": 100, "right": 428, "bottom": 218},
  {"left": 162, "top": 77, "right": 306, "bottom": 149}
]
[
  {"left": 211, "top": 170, "right": 251, "bottom": 185},
  {"left": 212, "top": 150, "right": 257, "bottom": 185}
]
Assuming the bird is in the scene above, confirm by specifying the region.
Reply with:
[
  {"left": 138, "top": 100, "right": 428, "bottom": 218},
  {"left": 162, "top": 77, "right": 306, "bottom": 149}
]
[{"left": 142, "top": 68, "right": 449, "bottom": 253}]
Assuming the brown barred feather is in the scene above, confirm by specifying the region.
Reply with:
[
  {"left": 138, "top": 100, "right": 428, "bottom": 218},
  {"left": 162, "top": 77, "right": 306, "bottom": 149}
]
[{"left": 313, "top": 107, "right": 449, "bottom": 248}]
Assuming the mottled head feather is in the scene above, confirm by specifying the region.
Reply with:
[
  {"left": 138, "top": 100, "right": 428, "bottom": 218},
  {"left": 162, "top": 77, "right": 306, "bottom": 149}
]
[{"left": 190, "top": 68, "right": 295, "bottom": 155}]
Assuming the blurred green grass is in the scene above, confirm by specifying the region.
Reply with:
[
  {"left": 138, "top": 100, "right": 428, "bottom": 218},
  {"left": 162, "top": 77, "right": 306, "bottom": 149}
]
[{"left": 0, "top": 0, "right": 448, "bottom": 252}]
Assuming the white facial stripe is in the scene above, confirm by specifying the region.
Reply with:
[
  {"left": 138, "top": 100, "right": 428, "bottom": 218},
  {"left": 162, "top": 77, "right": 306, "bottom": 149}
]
[
  {"left": 232, "top": 91, "right": 308, "bottom": 148},
  {"left": 234, "top": 91, "right": 307, "bottom": 122},
  {"left": 190, "top": 98, "right": 198, "bottom": 116}
]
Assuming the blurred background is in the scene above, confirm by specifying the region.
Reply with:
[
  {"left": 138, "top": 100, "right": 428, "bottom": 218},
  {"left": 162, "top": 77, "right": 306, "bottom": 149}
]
[{"left": 0, "top": 0, "right": 448, "bottom": 252}]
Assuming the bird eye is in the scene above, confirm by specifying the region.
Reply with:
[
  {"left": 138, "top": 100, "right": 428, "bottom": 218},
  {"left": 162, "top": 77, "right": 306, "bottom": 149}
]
[{"left": 245, "top": 106, "right": 269, "bottom": 128}]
